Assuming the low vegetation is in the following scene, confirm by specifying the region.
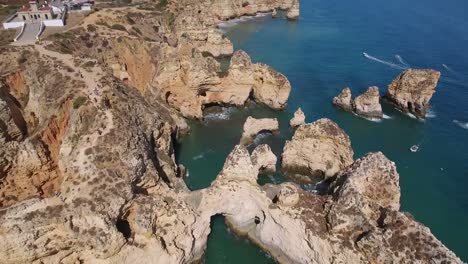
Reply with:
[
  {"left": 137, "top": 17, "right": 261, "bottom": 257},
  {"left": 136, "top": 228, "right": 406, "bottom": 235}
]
[
  {"left": 111, "top": 24, "right": 127, "bottom": 31},
  {"left": 73, "top": 96, "right": 87, "bottom": 109},
  {"left": 0, "top": 28, "right": 15, "bottom": 46}
]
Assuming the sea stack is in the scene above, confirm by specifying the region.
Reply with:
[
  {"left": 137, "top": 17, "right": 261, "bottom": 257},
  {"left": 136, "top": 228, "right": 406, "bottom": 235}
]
[
  {"left": 281, "top": 118, "right": 354, "bottom": 182},
  {"left": 289, "top": 108, "right": 305, "bottom": 127},
  {"left": 332, "top": 87, "right": 353, "bottom": 112},
  {"left": 286, "top": 0, "right": 300, "bottom": 20},
  {"left": 385, "top": 69, "right": 441, "bottom": 118},
  {"left": 353, "top": 86, "right": 383, "bottom": 118},
  {"left": 240, "top": 116, "right": 279, "bottom": 145},
  {"left": 272, "top": 8, "right": 277, "bottom": 18}
]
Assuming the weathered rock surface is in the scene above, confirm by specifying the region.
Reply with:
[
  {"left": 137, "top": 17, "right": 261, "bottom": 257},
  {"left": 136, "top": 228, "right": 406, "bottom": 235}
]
[
  {"left": 0, "top": 2, "right": 462, "bottom": 264},
  {"left": 251, "top": 144, "right": 277, "bottom": 174},
  {"left": 272, "top": 8, "right": 277, "bottom": 18},
  {"left": 332, "top": 87, "right": 353, "bottom": 112},
  {"left": 282, "top": 118, "right": 354, "bottom": 182},
  {"left": 289, "top": 107, "right": 305, "bottom": 127},
  {"left": 385, "top": 69, "right": 441, "bottom": 118},
  {"left": 353, "top": 86, "right": 383, "bottom": 118},
  {"left": 240, "top": 116, "right": 279, "bottom": 145},
  {"left": 286, "top": 0, "right": 300, "bottom": 20}
]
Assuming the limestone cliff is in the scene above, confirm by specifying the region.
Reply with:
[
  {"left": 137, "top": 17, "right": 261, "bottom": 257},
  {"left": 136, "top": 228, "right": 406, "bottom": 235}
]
[
  {"left": 385, "top": 69, "right": 441, "bottom": 118},
  {"left": 0, "top": 1, "right": 461, "bottom": 263}
]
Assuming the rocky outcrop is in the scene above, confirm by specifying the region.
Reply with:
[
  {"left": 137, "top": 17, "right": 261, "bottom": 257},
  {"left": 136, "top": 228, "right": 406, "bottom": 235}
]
[
  {"left": 333, "top": 86, "right": 383, "bottom": 119},
  {"left": 204, "top": 50, "right": 291, "bottom": 112},
  {"left": 290, "top": 107, "right": 305, "bottom": 127},
  {"left": 332, "top": 87, "right": 353, "bottom": 112},
  {"left": 0, "top": 2, "right": 461, "bottom": 264},
  {"left": 353, "top": 86, "right": 383, "bottom": 118},
  {"left": 240, "top": 116, "right": 279, "bottom": 145},
  {"left": 286, "top": 0, "right": 300, "bottom": 20},
  {"left": 385, "top": 69, "right": 441, "bottom": 118},
  {"left": 272, "top": 9, "right": 277, "bottom": 18},
  {"left": 251, "top": 144, "right": 277, "bottom": 174},
  {"left": 282, "top": 118, "right": 354, "bottom": 182}
]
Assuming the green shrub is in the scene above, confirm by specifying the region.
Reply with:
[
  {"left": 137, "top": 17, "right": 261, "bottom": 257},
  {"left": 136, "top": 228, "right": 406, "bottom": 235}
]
[
  {"left": 73, "top": 96, "right": 87, "bottom": 109},
  {"left": 159, "top": 0, "right": 168, "bottom": 7},
  {"left": 111, "top": 24, "right": 127, "bottom": 31}
]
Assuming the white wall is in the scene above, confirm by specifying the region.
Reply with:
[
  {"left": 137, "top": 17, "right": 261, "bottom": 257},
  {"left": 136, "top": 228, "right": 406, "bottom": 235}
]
[
  {"left": 43, "top": 19, "right": 64, "bottom": 27},
  {"left": 3, "top": 21, "right": 25, "bottom": 29}
]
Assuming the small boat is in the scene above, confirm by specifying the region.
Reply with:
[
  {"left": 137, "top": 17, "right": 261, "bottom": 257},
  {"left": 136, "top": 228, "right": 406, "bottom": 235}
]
[{"left": 410, "top": 145, "right": 419, "bottom": 152}]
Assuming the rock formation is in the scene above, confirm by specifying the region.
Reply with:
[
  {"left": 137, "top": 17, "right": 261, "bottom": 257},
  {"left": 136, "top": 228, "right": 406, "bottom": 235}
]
[
  {"left": 272, "top": 9, "right": 277, "bottom": 18},
  {"left": 333, "top": 86, "right": 383, "bottom": 119},
  {"left": 0, "top": 1, "right": 462, "bottom": 264},
  {"left": 289, "top": 107, "right": 305, "bottom": 127},
  {"left": 282, "top": 118, "right": 354, "bottom": 182},
  {"left": 251, "top": 144, "right": 277, "bottom": 174},
  {"left": 353, "top": 86, "right": 383, "bottom": 118},
  {"left": 286, "top": 0, "right": 300, "bottom": 20},
  {"left": 240, "top": 116, "right": 279, "bottom": 145},
  {"left": 332, "top": 87, "right": 353, "bottom": 112},
  {"left": 385, "top": 69, "right": 441, "bottom": 118}
]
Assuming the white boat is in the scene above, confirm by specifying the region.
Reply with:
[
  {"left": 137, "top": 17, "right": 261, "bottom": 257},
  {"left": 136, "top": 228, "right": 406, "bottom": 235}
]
[{"left": 410, "top": 145, "right": 419, "bottom": 152}]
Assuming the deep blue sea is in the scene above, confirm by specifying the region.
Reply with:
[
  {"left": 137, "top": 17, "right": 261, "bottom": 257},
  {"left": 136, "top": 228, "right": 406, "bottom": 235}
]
[{"left": 176, "top": 0, "right": 468, "bottom": 262}]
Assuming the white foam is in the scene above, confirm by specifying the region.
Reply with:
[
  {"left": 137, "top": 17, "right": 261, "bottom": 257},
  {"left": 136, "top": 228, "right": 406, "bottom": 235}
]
[
  {"left": 453, "top": 120, "right": 468, "bottom": 129},
  {"left": 352, "top": 112, "right": 382, "bottom": 122},
  {"left": 217, "top": 12, "right": 271, "bottom": 28},
  {"left": 251, "top": 132, "right": 272, "bottom": 145},
  {"left": 382, "top": 114, "right": 393, "bottom": 119},
  {"left": 426, "top": 109, "right": 436, "bottom": 118},
  {"left": 363, "top": 52, "right": 408, "bottom": 70},
  {"left": 405, "top": 112, "right": 417, "bottom": 119},
  {"left": 395, "top": 54, "right": 410, "bottom": 67},
  {"left": 203, "top": 107, "right": 234, "bottom": 121}
]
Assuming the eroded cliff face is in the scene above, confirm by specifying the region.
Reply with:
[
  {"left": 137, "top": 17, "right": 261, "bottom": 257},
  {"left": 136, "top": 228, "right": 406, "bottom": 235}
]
[
  {"left": 0, "top": 0, "right": 462, "bottom": 263},
  {"left": 45, "top": 7, "right": 291, "bottom": 119}
]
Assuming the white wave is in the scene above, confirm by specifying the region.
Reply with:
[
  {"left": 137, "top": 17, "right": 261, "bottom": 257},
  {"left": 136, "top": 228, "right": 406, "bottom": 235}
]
[
  {"left": 203, "top": 107, "right": 234, "bottom": 121},
  {"left": 252, "top": 132, "right": 272, "bottom": 145},
  {"left": 405, "top": 112, "right": 417, "bottom": 119},
  {"left": 217, "top": 12, "right": 271, "bottom": 28},
  {"left": 426, "top": 109, "right": 436, "bottom": 118},
  {"left": 453, "top": 120, "right": 468, "bottom": 129},
  {"left": 395, "top": 54, "right": 410, "bottom": 67},
  {"left": 352, "top": 112, "right": 382, "bottom": 122},
  {"left": 363, "top": 52, "right": 408, "bottom": 70},
  {"left": 382, "top": 114, "right": 393, "bottom": 119}
]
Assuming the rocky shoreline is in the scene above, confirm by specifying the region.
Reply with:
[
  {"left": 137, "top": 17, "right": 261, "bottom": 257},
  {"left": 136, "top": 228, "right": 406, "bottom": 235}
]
[{"left": 0, "top": 0, "right": 462, "bottom": 263}]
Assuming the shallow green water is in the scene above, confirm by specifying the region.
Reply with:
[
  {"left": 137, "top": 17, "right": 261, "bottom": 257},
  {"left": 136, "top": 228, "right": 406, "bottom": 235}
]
[{"left": 177, "top": 0, "right": 468, "bottom": 262}]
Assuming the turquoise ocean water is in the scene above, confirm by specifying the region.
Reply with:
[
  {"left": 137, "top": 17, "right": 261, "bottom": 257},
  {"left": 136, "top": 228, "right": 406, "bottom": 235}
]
[{"left": 176, "top": 0, "right": 468, "bottom": 262}]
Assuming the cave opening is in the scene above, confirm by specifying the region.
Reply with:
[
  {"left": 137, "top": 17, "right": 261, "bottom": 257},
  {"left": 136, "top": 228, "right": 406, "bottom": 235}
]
[{"left": 116, "top": 219, "right": 132, "bottom": 240}]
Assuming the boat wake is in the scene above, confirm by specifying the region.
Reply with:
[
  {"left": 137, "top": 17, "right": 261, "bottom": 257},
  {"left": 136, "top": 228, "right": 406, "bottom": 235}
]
[
  {"left": 395, "top": 54, "right": 410, "bottom": 67},
  {"left": 442, "top": 64, "right": 458, "bottom": 75},
  {"left": 193, "top": 154, "right": 205, "bottom": 160},
  {"left": 362, "top": 52, "right": 408, "bottom": 70},
  {"left": 352, "top": 112, "right": 382, "bottom": 122},
  {"left": 453, "top": 120, "right": 468, "bottom": 129}
]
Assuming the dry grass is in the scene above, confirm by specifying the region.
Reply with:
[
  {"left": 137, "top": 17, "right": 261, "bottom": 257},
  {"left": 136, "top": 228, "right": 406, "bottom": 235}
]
[
  {"left": 0, "top": 28, "right": 16, "bottom": 46},
  {"left": 41, "top": 12, "right": 88, "bottom": 39}
]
